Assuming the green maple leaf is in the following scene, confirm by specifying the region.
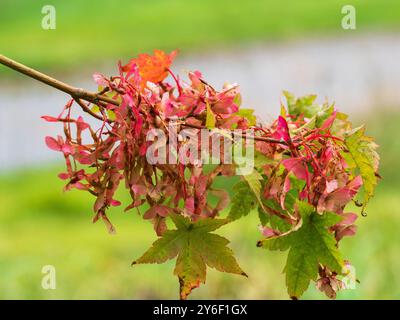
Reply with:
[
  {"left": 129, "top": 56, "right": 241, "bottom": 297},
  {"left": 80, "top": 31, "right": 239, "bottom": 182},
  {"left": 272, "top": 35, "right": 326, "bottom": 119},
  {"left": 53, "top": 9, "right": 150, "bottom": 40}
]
[
  {"left": 345, "top": 125, "right": 380, "bottom": 210},
  {"left": 228, "top": 180, "right": 258, "bottom": 221},
  {"left": 133, "top": 214, "right": 247, "bottom": 299},
  {"left": 258, "top": 201, "right": 344, "bottom": 299},
  {"left": 253, "top": 151, "right": 275, "bottom": 167}
]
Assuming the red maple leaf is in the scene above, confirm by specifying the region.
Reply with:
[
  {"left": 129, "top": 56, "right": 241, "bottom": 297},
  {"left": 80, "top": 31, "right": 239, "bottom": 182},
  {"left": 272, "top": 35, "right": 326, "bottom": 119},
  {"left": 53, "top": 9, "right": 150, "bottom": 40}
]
[{"left": 123, "top": 49, "right": 178, "bottom": 86}]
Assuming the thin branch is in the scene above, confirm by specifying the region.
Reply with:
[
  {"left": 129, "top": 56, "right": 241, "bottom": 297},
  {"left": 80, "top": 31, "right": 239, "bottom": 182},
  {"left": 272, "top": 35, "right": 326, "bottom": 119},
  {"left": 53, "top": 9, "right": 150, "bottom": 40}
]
[
  {"left": 0, "top": 54, "right": 118, "bottom": 106},
  {"left": 0, "top": 54, "right": 287, "bottom": 145},
  {"left": 73, "top": 98, "right": 111, "bottom": 123}
]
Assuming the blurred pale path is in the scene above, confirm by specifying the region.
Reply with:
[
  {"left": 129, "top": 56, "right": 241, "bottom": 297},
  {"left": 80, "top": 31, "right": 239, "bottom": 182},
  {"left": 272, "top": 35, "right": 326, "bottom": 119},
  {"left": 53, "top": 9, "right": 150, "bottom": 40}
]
[{"left": 1, "top": 33, "right": 399, "bottom": 170}]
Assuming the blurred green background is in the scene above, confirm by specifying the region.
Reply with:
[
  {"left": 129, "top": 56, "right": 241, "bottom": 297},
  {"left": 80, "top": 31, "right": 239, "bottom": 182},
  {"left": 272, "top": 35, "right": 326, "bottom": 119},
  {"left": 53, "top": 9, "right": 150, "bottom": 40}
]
[
  {"left": 0, "top": 0, "right": 400, "bottom": 299},
  {"left": 1, "top": 0, "right": 400, "bottom": 71}
]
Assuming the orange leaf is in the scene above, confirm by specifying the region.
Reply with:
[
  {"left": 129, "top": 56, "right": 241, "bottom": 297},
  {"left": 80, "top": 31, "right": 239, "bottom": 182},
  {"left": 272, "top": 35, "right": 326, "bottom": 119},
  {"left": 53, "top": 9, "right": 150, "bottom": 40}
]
[{"left": 123, "top": 50, "right": 178, "bottom": 86}]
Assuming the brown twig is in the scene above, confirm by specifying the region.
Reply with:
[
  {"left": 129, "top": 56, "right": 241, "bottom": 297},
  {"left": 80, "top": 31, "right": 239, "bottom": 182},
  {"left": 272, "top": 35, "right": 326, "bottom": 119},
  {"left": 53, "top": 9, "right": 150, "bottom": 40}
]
[
  {"left": 0, "top": 54, "right": 118, "bottom": 106},
  {"left": 0, "top": 54, "right": 287, "bottom": 145}
]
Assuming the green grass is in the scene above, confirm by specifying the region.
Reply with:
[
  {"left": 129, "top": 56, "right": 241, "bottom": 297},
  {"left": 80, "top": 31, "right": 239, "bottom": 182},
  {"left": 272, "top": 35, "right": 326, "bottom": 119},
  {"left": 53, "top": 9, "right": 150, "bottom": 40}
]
[
  {"left": 0, "top": 111, "right": 399, "bottom": 299},
  {"left": 1, "top": 0, "right": 400, "bottom": 72}
]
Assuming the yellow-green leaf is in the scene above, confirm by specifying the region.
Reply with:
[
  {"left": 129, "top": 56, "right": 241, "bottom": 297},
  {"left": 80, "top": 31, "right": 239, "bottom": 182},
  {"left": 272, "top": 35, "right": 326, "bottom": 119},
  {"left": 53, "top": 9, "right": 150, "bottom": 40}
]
[
  {"left": 133, "top": 215, "right": 246, "bottom": 299},
  {"left": 228, "top": 180, "right": 258, "bottom": 221}
]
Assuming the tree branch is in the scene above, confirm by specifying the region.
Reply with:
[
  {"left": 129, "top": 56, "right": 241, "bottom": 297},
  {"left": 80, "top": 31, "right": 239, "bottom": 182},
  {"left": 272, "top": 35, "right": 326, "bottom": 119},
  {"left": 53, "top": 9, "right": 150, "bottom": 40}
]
[{"left": 0, "top": 54, "right": 118, "bottom": 106}]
